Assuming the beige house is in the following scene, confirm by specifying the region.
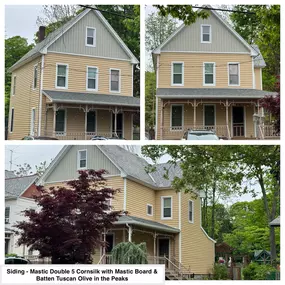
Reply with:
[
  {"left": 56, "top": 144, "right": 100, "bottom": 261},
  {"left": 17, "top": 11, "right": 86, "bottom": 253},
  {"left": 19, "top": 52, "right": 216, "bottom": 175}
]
[
  {"left": 38, "top": 145, "right": 215, "bottom": 279},
  {"left": 8, "top": 8, "right": 139, "bottom": 140},
  {"left": 152, "top": 6, "right": 277, "bottom": 140}
]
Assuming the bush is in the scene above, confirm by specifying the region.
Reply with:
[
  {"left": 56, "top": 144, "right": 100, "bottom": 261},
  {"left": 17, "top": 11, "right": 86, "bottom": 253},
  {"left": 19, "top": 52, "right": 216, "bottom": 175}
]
[
  {"left": 212, "top": 263, "right": 228, "bottom": 280},
  {"left": 5, "top": 253, "right": 18, "bottom": 257},
  {"left": 243, "top": 262, "right": 277, "bottom": 280}
]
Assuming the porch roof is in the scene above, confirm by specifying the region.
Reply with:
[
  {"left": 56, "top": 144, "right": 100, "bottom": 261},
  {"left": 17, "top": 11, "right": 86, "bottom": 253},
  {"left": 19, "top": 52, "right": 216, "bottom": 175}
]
[
  {"left": 115, "top": 215, "right": 180, "bottom": 233},
  {"left": 43, "top": 90, "right": 140, "bottom": 107},
  {"left": 269, "top": 216, "right": 280, "bottom": 227},
  {"left": 156, "top": 88, "right": 277, "bottom": 99}
]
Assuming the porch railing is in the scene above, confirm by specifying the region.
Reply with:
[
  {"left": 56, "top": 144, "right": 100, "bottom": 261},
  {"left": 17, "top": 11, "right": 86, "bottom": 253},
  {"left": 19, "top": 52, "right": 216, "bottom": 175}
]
[
  {"left": 161, "top": 125, "right": 229, "bottom": 140},
  {"left": 43, "top": 131, "right": 123, "bottom": 140},
  {"left": 263, "top": 124, "right": 279, "bottom": 138}
]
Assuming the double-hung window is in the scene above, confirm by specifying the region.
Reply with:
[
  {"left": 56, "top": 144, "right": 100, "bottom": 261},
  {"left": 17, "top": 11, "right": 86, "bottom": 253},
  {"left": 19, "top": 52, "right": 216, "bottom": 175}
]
[
  {"left": 228, "top": 63, "right": 240, "bottom": 86},
  {"left": 56, "top": 64, "right": 68, "bottom": 88},
  {"left": 78, "top": 150, "right": 87, "bottom": 169},
  {"left": 162, "top": 197, "right": 172, "bottom": 219},
  {"left": 188, "top": 200, "right": 194, "bottom": 223},
  {"left": 204, "top": 63, "right": 215, "bottom": 86},
  {"left": 5, "top": 207, "right": 10, "bottom": 224},
  {"left": 110, "top": 69, "right": 120, "bottom": 92},
  {"left": 172, "top": 62, "right": 184, "bottom": 86},
  {"left": 171, "top": 105, "right": 184, "bottom": 130},
  {"left": 86, "top": 27, "right": 96, "bottom": 47},
  {"left": 33, "top": 65, "right": 38, "bottom": 89},
  {"left": 201, "top": 25, "right": 211, "bottom": 43},
  {"left": 87, "top": 66, "right": 98, "bottom": 91}
]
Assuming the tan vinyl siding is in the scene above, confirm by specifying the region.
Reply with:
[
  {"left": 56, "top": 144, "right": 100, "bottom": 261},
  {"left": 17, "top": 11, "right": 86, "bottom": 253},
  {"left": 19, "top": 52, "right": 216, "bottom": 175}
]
[
  {"left": 155, "top": 190, "right": 179, "bottom": 228},
  {"left": 254, "top": 68, "right": 262, "bottom": 90},
  {"left": 8, "top": 57, "right": 42, "bottom": 140},
  {"left": 180, "top": 193, "right": 215, "bottom": 274},
  {"left": 43, "top": 53, "right": 133, "bottom": 96},
  {"left": 158, "top": 53, "right": 253, "bottom": 89},
  {"left": 162, "top": 12, "right": 250, "bottom": 53},
  {"left": 126, "top": 180, "right": 156, "bottom": 220},
  {"left": 123, "top": 112, "right": 132, "bottom": 140},
  {"left": 45, "top": 145, "right": 120, "bottom": 183},
  {"left": 48, "top": 10, "right": 130, "bottom": 61}
]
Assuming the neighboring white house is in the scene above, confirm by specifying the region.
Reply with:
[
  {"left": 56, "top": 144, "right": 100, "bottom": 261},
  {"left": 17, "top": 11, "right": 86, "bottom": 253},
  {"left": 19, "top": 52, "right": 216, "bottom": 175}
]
[{"left": 5, "top": 171, "right": 39, "bottom": 256}]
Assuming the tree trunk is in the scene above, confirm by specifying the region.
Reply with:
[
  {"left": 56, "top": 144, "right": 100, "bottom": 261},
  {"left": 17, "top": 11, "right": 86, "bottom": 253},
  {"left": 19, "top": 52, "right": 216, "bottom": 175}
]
[{"left": 211, "top": 182, "right": 216, "bottom": 239}]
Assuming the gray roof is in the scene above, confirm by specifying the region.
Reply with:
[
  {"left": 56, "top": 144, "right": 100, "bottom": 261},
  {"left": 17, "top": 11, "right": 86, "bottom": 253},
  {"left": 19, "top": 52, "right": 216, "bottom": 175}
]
[
  {"left": 251, "top": 44, "right": 266, "bottom": 68},
  {"left": 254, "top": 250, "right": 271, "bottom": 258},
  {"left": 99, "top": 146, "right": 155, "bottom": 185},
  {"left": 9, "top": 10, "right": 91, "bottom": 72},
  {"left": 43, "top": 90, "right": 140, "bottom": 107},
  {"left": 5, "top": 175, "right": 38, "bottom": 199},
  {"left": 5, "top": 170, "right": 17, "bottom": 179},
  {"left": 269, "top": 216, "right": 280, "bottom": 227},
  {"left": 156, "top": 88, "right": 277, "bottom": 99},
  {"left": 115, "top": 215, "right": 180, "bottom": 233}
]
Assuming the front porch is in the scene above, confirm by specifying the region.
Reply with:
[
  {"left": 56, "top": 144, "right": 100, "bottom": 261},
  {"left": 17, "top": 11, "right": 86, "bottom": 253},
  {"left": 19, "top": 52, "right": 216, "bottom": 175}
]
[
  {"left": 158, "top": 98, "right": 276, "bottom": 140},
  {"left": 42, "top": 90, "right": 140, "bottom": 140}
]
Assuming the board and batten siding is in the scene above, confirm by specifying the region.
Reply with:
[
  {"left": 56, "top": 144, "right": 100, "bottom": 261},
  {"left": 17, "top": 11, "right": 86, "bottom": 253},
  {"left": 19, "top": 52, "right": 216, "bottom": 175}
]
[
  {"left": 44, "top": 145, "right": 120, "bottom": 183},
  {"left": 126, "top": 180, "right": 156, "bottom": 220},
  {"left": 180, "top": 192, "right": 215, "bottom": 274},
  {"left": 48, "top": 10, "right": 130, "bottom": 61},
  {"left": 162, "top": 13, "right": 250, "bottom": 53},
  {"left": 158, "top": 53, "right": 253, "bottom": 89},
  {"left": 8, "top": 56, "right": 42, "bottom": 140},
  {"left": 43, "top": 53, "right": 133, "bottom": 96}
]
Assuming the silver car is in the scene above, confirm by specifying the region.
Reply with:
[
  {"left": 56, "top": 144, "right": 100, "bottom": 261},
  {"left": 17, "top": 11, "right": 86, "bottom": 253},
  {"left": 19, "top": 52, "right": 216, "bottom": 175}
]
[{"left": 182, "top": 130, "right": 220, "bottom": 140}]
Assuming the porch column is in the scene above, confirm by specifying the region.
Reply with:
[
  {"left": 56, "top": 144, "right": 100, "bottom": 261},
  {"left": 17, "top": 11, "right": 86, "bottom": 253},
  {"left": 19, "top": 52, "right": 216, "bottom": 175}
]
[
  {"left": 53, "top": 104, "right": 57, "bottom": 137},
  {"left": 113, "top": 107, "right": 118, "bottom": 137},
  {"left": 103, "top": 228, "right": 106, "bottom": 262},
  {"left": 193, "top": 99, "right": 197, "bottom": 129},
  {"left": 153, "top": 232, "right": 157, "bottom": 259},
  {"left": 84, "top": 105, "right": 88, "bottom": 140},
  {"left": 126, "top": 224, "right": 132, "bottom": 242},
  {"left": 160, "top": 100, "right": 164, "bottom": 140},
  {"left": 225, "top": 99, "right": 229, "bottom": 138}
]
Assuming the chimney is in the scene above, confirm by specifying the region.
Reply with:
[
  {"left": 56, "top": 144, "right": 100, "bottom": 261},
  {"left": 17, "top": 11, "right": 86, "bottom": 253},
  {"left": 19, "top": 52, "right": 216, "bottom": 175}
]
[{"left": 38, "top": 26, "right": 46, "bottom": 42}]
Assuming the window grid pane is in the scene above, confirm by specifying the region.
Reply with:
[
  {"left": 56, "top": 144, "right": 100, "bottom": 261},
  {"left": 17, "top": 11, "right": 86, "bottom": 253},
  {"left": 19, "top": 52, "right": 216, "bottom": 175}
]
[
  {"left": 10, "top": 109, "right": 14, "bottom": 132},
  {"left": 173, "top": 63, "right": 183, "bottom": 84}
]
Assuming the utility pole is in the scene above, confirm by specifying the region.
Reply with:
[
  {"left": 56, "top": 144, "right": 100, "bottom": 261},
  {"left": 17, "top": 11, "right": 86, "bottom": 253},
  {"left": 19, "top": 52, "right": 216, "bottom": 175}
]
[{"left": 9, "top": 150, "right": 13, "bottom": 171}]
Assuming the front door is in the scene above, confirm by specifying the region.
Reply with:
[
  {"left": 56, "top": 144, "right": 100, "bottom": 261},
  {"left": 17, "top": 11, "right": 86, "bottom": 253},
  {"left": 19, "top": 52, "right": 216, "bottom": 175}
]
[
  {"left": 232, "top": 107, "right": 245, "bottom": 137},
  {"left": 204, "top": 105, "right": 215, "bottom": 128},
  {"left": 105, "top": 234, "right": 114, "bottom": 254},
  {"left": 158, "top": 238, "right": 170, "bottom": 267},
  {"left": 112, "top": 113, "right": 123, "bottom": 138}
]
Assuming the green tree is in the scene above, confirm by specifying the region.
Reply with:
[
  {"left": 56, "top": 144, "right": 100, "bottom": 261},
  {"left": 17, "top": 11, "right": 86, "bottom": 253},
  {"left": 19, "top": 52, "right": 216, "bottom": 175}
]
[
  {"left": 5, "top": 36, "right": 34, "bottom": 118},
  {"left": 231, "top": 5, "right": 280, "bottom": 91},
  {"left": 111, "top": 242, "right": 148, "bottom": 264},
  {"left": 145, "top": 72, "right": 156, "bottom": 131}
]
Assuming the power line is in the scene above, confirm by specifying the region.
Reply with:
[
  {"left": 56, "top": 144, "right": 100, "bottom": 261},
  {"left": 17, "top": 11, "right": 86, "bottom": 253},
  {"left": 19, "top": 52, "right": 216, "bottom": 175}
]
[{"left": 79, "top": 5, "right": 135, "bottom": 19}]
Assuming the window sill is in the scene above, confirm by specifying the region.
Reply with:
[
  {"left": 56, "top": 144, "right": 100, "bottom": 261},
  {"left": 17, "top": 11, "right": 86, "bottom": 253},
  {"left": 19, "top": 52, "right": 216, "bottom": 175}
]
[
  {"left": 161, "top": 217, "right": 173, "bottom": 220},
  {"left": 171, "top": 84, "right": 184, "bottom": 87},
  {"left": 55, "top": 86, "right": 68, "bottom": 90},
  {"left": 86, "top": 88, "right": 99, "bottom": 92},
  {"left": 85, "top": 44, "right": 96, "bottom": 48}
]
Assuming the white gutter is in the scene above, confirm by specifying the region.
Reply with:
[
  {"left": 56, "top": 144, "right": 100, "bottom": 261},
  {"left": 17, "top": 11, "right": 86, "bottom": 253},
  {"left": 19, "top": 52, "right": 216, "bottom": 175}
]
[{"left": 38, "top": 55, "right": 44, "bottom": 136}]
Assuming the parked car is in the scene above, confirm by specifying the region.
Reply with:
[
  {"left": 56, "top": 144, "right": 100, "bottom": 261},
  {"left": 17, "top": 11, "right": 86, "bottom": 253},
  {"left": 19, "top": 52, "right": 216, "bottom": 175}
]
[
  {"left": 5, "top": 257, "right": 31, "bottom": 264},
  {"left": 22, "top": 136, "right": 58, "bottom": 140},
  {"left": 91, "top": 136, "right": 125, "bottom": 140},
  {"left": 182, "top": 130, "right": 220, "bottom": 140}
]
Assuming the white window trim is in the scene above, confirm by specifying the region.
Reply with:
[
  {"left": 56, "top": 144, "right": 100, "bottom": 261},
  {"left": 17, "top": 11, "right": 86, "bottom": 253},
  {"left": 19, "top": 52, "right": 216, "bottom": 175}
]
[
  {"left": 30, "top": 107, "right": 36, "bottom": 136},
  {"left": 203, "top": 62, "right": 216, "bottom": 86},
  {"left": 55, "top": 109, "right": 67, "bottom": 136},
  {"left": 12, "top": 75, "right": 16, "bottom": 96},
  {"left": 146, "top": 204, "right": 153, "bottom": 216},
  {"left": 188, "top": 200, "right": 194, "bottom": 223},
  {"left": 86, "top": 66, "right": 99, "bottom": 91},
  {"left": 86, "top": 110, "right": 97, "bottom": 133},
  {"left": 109, "top": 68, "right": 121, "bottom": 93},
  {"left": 10, "top": 107, "right": 14, "bottom": 133},
  {"left": 201, "top": 24, "right": 212, "bottom": 43},
  {"left": 161, "top": 196, "right": 172, "bottom": 220},
  {"left": 33, "top": 64, "right": 38, "bottom": 90},
  {"left": 55, "top": 63, "right": 69, "bottom": 89},
  {"left": 77, "top": 149, "right": 87, "bottom": 170},
  {"left": 228, "top": 62, "right": 240, "bottom": 87},
  {"left": 203, "top": 104, "right": 216, "bottom": 127},
  {"left": 170, "top": 104, "right": 184, "bottom": 131},
  {"left": 85, "top": 26, "right": 96, "bottom": 47},
  {"left": 5, "top": 206, "right": 10, "bottom": 224},
  {"left": 171, "top": 62, "right": 184, "bottom": 86}
]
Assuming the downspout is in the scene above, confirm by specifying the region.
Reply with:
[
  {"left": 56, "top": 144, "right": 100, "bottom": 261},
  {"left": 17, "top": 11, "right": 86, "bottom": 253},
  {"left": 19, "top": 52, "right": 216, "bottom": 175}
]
[
  {"left": 38, "top": 54, "right": 45, "bottom": 136},
  {"left": 126, "top": 223, "right": 132, "bottom": 242},
  {"left": 178, "top": 192, "right": 182, "bottom": 264}
]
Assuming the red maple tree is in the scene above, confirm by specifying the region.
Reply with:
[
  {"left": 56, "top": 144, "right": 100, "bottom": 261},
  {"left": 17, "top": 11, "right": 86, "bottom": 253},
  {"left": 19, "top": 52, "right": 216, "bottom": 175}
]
[{"left": 15, "top": 169, "right": 122, "bottom": 264}]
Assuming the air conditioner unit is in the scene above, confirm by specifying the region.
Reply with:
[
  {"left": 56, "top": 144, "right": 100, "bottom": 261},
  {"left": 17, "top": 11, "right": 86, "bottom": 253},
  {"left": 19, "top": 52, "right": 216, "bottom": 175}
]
[{"left": 5, "top": 218, "right": 9, "bottom": 224}]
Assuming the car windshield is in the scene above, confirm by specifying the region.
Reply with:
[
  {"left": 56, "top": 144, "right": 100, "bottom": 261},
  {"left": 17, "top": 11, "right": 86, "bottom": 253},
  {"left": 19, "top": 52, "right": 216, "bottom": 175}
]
[{"left": 187, "top": 134, "right": 219, "bottom": 140}]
